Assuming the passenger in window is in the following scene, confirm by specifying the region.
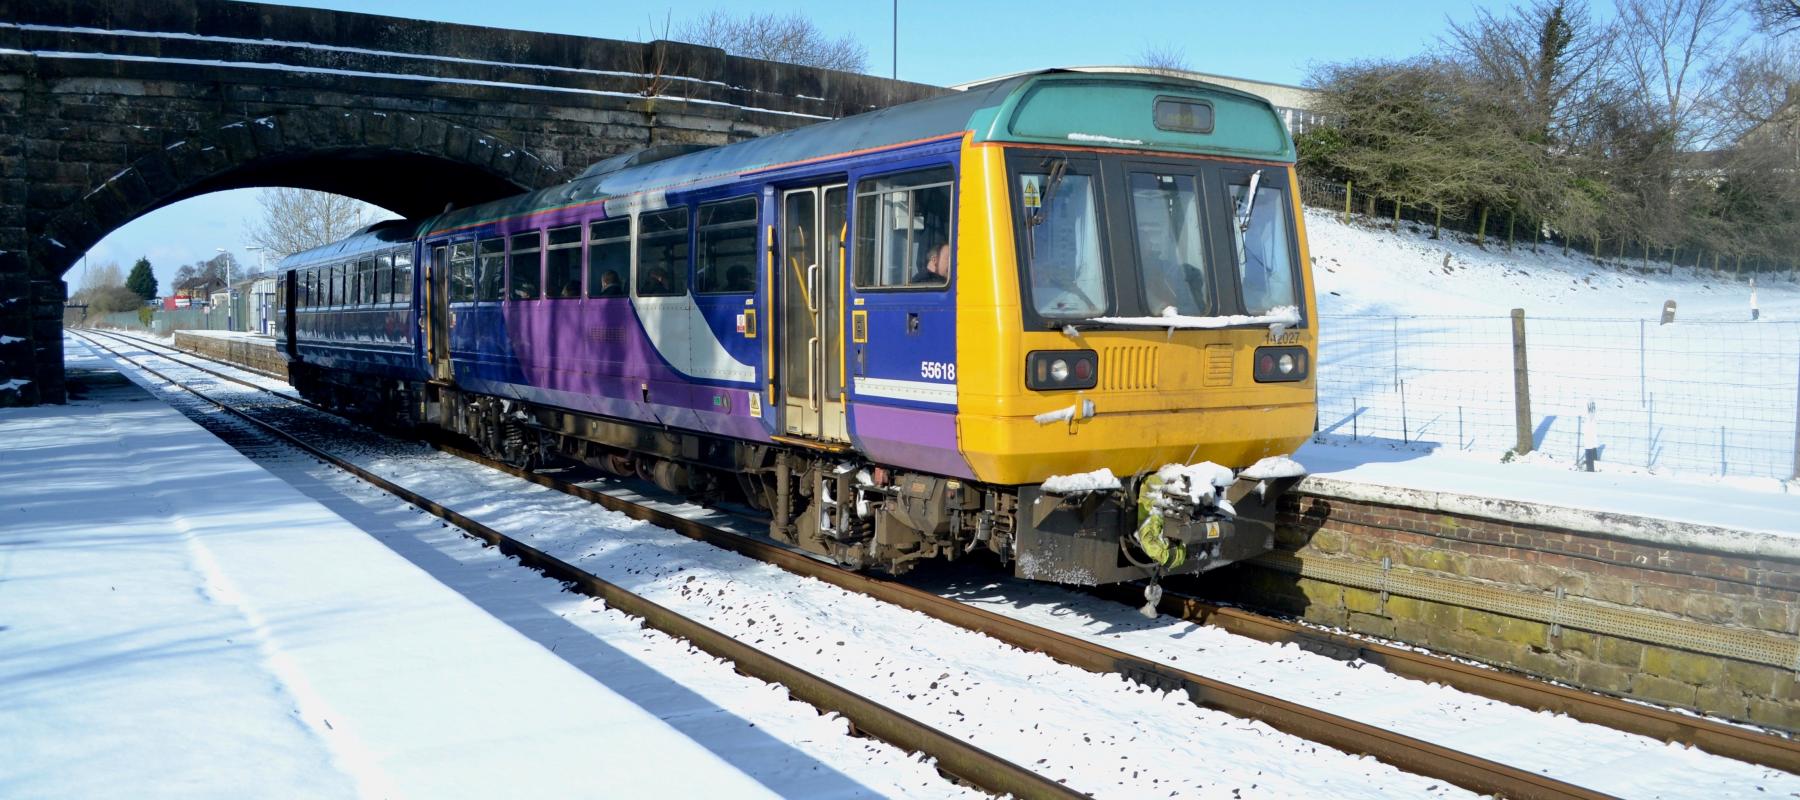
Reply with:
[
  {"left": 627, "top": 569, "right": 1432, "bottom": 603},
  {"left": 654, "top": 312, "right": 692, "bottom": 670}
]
[
  {"left": 596, "top": 270, "right": 624, "bottom": 296},
  {"left": 643, "top": 266, "right": 673, "bottom": 295},
  {"left": 912, "top": 241, "right": 951, "bottom": 285}
]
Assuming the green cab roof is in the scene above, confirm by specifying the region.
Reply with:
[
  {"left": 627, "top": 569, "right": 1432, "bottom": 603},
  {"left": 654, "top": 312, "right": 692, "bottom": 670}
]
[{"left": 966, "top": 70, "right": 1296, "bottom": 162}]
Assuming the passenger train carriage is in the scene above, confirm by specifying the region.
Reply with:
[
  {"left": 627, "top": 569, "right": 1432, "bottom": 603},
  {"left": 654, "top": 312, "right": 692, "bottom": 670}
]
[{"left": 276, "top": 69, "right": 1318, "bottom": 587}]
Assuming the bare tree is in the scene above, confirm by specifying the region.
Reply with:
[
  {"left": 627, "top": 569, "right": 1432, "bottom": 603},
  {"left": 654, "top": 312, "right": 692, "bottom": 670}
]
[
  {"left": 244, "top": 188, "right": 381, "bottom": 260},
  {"left": 1136, "top": 43, "right": 1192, "bottom": 75},
  {"left": 1749, "top": 0, "right": 1800, "bottom": 34},
  {"left": 1612, "top": 0, "right": 1743, "bottom": 148},
  {"left": 1702, "top": 41, "right": 1800, "bottom": 142},
  {"left": 1442, "top": 0, "right": 1616, "bottom": 144},
  {"left": 676, "top": 11, "right": 868, "bottom": 73},
  {"left": 70, "top": 261, "right": 143, "bottom": 312}
]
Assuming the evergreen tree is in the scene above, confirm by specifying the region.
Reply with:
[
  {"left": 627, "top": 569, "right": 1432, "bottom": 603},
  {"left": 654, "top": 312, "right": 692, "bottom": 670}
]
[{"left": 125, "top": 256, "right": 157, "bottom": 302}]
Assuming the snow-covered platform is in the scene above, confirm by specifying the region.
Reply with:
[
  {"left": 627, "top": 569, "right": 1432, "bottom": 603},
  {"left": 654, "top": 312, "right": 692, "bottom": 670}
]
[
  {"left": 168, "top": 328, "right": 286, "bottom": 378},
  {"left": 0, "top": 343, "right": 831, "bottom": 797}
]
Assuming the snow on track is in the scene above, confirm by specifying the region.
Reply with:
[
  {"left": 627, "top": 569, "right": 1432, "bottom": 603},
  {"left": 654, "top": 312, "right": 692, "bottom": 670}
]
[
  {"left": 94, "top": 334, "right": 1467, "bottom": 798},
  {"left": 19, "top": 334, "right": 978, "bottom": 799}
]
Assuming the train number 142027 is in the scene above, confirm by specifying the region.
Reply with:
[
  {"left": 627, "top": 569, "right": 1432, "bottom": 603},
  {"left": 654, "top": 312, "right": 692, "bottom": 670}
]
[{"left": 920, "top": 360, "right": 956, "bottom": 381}]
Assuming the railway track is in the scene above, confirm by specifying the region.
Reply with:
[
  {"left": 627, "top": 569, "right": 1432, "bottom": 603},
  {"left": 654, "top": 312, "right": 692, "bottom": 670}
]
[{"left": 77, "top": 328, "right": 1800, "bottom": 797}]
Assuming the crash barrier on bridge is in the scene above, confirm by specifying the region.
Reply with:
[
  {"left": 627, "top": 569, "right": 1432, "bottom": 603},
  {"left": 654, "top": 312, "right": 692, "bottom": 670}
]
[
  {"left": 1316, "top": 313, "right": 1800, "bottom": 481},
  {"left": 1202, "top": 480, "right": 1800, "bottom": 732}
]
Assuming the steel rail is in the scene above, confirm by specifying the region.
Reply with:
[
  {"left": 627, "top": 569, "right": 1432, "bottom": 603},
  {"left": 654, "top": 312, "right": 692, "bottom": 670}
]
[
  {"left": 111, "top": 327, "right": 1800, "bottom": 773},
  {"left": 71, "top": 331, "right": 1082, "bottom": 800},
  {"left": 1121, "top": 587, "right": 1800, "bottom": 773},
  {"left": 102, "top": 327, "right": 1786, "bottom": 795}
]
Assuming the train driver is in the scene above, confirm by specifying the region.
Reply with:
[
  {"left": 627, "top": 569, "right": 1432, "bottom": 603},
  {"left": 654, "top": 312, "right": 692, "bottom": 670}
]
[{"left": 911, "top": 241, "right": 951, "bottom": 285}]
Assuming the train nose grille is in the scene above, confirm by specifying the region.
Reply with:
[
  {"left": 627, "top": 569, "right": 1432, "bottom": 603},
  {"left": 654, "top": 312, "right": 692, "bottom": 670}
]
[
  {"left": 1101, "top": 345, "right": 1158, "bottom": 390},
  {"left": 1204, "top": 344, "right": 1234, "bottom": 387}
]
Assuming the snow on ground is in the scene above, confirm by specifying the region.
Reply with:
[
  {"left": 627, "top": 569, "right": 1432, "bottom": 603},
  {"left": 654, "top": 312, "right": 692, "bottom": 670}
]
[
  {"left": 1306, "top": 208, "right": 1800, "bottom": 320},
  {"left": 80, "top": 334, "right": 1800, "bottom": 797},
  {"left": 0, "top": 335, "right": 979, "bottom": 799},
  {"left": 926, "top": 570, "right": 1800, "bottom": 800},
  {"left": 1304, "top": 206, "right": 1800, "bottom": 493},
  {"left": 92, "top": 334, "right": 1465, "bottom": 798}
]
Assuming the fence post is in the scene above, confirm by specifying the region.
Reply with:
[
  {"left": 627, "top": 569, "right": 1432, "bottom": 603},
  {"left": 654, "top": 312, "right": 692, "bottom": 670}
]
[
  {"left": 1792, "top": 343, "right": 1799, "bottom": 481},
  {"left": 1343, "top": 180, "right": 1353, "bottom": 224},
  {"left": 1511, "top": 308, "right": 1533, "bottom": 455},
  {"left": 1391, "top": 317, "right": 1400, "bottom": 391},
  {"left": 1638, "top": 319, "right": 1646, "bottom": 407}
]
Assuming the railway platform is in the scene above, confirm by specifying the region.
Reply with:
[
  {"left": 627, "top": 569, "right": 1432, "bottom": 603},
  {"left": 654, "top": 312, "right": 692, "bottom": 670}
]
[{"left": 0, "top": 337, "right": 894, "bottom": 798}]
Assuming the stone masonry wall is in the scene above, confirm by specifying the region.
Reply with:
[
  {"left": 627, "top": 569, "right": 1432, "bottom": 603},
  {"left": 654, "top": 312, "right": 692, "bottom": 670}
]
[{"left": 1201, "top": 491, "right": 1800, "bottom": 731}]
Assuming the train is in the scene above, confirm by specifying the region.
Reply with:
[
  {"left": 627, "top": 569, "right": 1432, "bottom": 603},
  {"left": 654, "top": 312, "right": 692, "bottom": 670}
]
[{"left": 274, "top": 68, "right": 1318, "bottom": 588}]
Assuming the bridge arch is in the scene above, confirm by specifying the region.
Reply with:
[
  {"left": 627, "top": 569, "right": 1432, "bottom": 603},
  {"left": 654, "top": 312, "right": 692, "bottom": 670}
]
[{"left": 33, "top": 109, "right": 568, "bottom": 278}]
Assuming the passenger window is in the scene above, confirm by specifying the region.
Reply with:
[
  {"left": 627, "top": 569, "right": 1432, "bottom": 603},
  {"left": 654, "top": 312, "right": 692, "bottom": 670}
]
[
  {"left": 1128, "top": 172, "right": 1210, "bottom": 316},
  {"left": 449, "top": 243, "right": 475, "bottom": 303},
  {"left": 300, "top": 270, "right": 312, "bottom": 308},
  {"left": 1228, "top": 176, "right": 1298, "bottom": 316},
  {"left": 1020, "top": 169, "right": 1107, "bottom": 318},
  {"left": 376, "top": 254, "right": 394, "bottom": 305},
  {"left": 509, "top": 231, "right": 542, "bottom": 300},
  {"left": 853, "top": 167, "right": 953, "bottom": 290},
  {"left": 636, "top": 208, "right": 689, "bottom": 297},
  {"left": 587, "top": 218, "right": 630, "bottom": 297},
  {"left": 544, "top": 225, "right": 583, "bottom": 299},
  {"left": 393, "top": 251, "right": 413, "bottom": 304},
  {"left": 358, "top": 258, "right": 376, "bottom": 305},
  {"left": 333, "top": 264, "right": 348, "bottom": 307},
  {"left": 476, "top": 239, "right": 505, "bottom": 301},
  {"left": 694, "top": 198, "right": 758, "bottom": 294}
]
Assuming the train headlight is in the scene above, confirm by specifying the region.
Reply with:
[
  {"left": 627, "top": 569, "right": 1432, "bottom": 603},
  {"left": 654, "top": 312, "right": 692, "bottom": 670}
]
[
  {"left": 1254, "top": 347, "right": 1309, "bottom": 383},
  {"left": 1027, "top": 349, "right": 1098, "bottom": 391}
]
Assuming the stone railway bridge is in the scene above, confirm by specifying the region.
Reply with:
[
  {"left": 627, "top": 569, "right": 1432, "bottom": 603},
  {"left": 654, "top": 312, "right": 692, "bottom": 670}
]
[{"left": 0, "top": 0, "right": 941, "bottom": 405}]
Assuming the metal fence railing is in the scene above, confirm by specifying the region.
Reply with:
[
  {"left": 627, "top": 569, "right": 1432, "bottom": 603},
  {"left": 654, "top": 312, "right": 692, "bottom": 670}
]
[{"left": 1316, "top": 313, "right": 1800, "bottom": 480}]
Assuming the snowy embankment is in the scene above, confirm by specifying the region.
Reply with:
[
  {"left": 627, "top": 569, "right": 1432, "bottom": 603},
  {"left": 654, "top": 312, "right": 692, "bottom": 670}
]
[
  {"left": 103, "top": 335, "right": 1800, "bottom": 800},
  {"left": 1302, "top": 207, "right": 1800, "bottom": 494}
]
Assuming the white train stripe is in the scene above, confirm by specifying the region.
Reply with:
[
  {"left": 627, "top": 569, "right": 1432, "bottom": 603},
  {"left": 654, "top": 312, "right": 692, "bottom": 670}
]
[{"left": 853, "top": 376, "right": 957, "bottom": 405}]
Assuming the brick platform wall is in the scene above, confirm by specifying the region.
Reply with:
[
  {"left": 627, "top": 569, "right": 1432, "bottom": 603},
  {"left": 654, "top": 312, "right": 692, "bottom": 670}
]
[{"left": 1201, "top": 492, "right": 1800, "bottom": 731}]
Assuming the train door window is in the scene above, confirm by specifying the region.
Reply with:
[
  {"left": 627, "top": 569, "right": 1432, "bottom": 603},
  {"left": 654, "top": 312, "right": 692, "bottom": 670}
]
[
  {"left": 694, "top": 197, "right": 758, "bottom": 294},
  {"left": 509, "top": 231, "right": 542, "bottom": 300},
  {"left": 852, "top": 166, "right": 953, "bottom": 290},
  {"left": 1226, "top": 175, "right": 1298, "bottom": 316},
  {"left": 636, "top": 207, "right": 689, "bottom": 297},
  {"left": 476, "top": 238, "right": 505, "bottom": 301},
  {"left": 1018, "top": 167, "right": 1108, "bottom": 319},
  {"left": 358, "top": 258, "right": 377, "bottom": 305},
  {"left": 394, "top": 251, "right": 414, "bottom": 304},
  {"left": 587, "top": 217, "right": 630, "bottom": 297},
  {"left": 448, "top": 242, "right": 475, "bottom": 303},
  {"left": 544, "top": 225, "right": 583, "bottom": 299},
  {"left": 1127, "top": 172, "right": 1211, "bottom": 316},
  {"left": 376, "top": 254, "right": 394, "bottom": 305}
]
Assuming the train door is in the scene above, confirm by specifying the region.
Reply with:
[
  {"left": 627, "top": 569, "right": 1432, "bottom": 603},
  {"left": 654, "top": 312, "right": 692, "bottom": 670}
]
[
  {"left": 425, "top": 242, "right": 452, "bottom": 382},
  {"left": 282, "top": 270, "right": 297, "bottom": 356},
  {"left": 777, "top": 184, "right": 849, "bottom": 441}
]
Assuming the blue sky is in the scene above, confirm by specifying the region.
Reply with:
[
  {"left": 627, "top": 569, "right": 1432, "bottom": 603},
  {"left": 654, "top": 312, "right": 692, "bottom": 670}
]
[{"left": 84, "top": 0, "right": 1501, "bottom": 293}]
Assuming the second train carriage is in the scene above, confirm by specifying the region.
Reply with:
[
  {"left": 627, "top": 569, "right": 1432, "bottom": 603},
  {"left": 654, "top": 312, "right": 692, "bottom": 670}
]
[{"left": 276, "top": 69, "right": 1318, "bottom": 586}]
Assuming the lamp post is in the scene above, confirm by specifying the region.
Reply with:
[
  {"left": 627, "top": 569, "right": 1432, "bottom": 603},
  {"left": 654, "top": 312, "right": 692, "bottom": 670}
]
[
  {"left": 245, "top": 245, "right": 268, "bottom": 333},
  {"left": 215, "top": 247, "right": 233, "bottom": 332}
]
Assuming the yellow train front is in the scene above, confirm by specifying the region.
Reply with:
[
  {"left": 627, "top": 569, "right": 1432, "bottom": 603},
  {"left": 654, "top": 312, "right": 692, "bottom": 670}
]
[{"left": 858, "top": 70, "right": 1318, "bottom": 585}]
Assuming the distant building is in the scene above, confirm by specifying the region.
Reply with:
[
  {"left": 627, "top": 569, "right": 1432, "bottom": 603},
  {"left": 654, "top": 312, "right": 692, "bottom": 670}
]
[{"left": 173, "top": 275, "right": 224, "bottom": 304}]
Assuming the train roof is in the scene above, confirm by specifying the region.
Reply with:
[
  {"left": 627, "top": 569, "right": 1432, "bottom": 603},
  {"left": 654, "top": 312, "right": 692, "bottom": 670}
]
[
  {"left": 425, "top": 69, "right": 1296, "bottom": 236},
  {"left": 277, "top": 218, "right": 419, "bottom": 271}
]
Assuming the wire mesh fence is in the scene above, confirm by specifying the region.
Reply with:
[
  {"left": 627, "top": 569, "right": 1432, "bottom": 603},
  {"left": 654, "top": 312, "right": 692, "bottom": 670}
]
[{"left": 1317, "top": 313, "right": 1800, "bottom": 480}]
